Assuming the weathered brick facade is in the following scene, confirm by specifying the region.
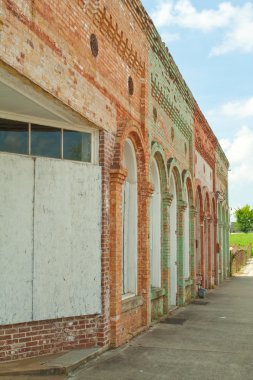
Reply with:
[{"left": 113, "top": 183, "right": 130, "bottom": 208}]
[{"left": 0, "top": 0, "right": 230, "bottom": 362}]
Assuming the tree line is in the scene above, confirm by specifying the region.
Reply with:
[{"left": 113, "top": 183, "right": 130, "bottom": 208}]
[{"left": 234, "top": 205, "right": 253, "bottom": 233}]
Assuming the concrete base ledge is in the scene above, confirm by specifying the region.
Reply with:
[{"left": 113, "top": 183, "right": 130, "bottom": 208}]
[
  {"left": 122, "top": 295, "right": 143, "bottom": 313},
  {"left": 151, "top": 287, "right": 166, "bottom": 300},
  {"left": 0, "top": 346, "right": 108, "bottom": 377}
]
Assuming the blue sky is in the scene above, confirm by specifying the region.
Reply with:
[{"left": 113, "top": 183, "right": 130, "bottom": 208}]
[{"left": 142, "top": 0, "right": 253, "bottom": 217}]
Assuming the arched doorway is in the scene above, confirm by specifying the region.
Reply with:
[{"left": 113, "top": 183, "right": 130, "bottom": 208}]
[
  {"left": 122, "top": 139, "right": 138, "bottom": 295},
  {"left": 150, "top": 159, "right": 161, "bottom": 288},
  {"left": 211, "top": 199, "right": 216, "bottom": 286},
  {"left": 195, "top": 189, "right": 202, "bottom": 287},
  {"left": 184, "top": 188, "right": 190, "bottom": 279},
  {"left": 204, "top": 194, "right": 210, "bottom": 288},
  {"left": 170, "top": 174, "right": 177, "bottom": 305}
]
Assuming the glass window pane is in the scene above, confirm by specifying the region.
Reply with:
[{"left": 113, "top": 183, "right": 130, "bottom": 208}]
[
  {"left": 31, "top": 124, "right": 61, "bottom": 159},
  {"left": 0, "top": 118, "right": 28, "bottom": 155},
  {"left": 63, "top": 130, "right": 91, "bottom": 162}
]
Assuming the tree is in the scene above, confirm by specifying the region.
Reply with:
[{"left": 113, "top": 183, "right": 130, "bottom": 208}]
[{"left": 234, "top": 205, "right": 253, "bottom": 233}]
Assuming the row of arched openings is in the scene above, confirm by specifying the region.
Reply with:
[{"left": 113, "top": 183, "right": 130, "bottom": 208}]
[{"left": 121, "top": 138, "right": 218, "bottom": 303}]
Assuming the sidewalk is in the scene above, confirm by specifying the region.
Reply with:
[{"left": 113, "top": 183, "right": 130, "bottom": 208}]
[
  {"left": 0, "top": 347, "right": 105, "bottom": 378},
  {"left": 74, "top": 264, "right": 253, "bottom": 380},
  {"left": 1, "top": 261, "right": 253, "bottom": 380},
  {"left": 234, "top": 257, "right": 253, "bottom": 277}
]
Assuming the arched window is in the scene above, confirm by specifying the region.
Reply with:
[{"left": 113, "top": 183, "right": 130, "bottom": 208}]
[
  {"left": 170, "top": 174, "right": 177, "bottom": 305},
  {"left": 184, "top": 188, "right": 190, "bottom": 279},
  {"left": 122, "top": 139, "right": 138, "bottom": 296},
  {"left": 150, "top": 159, "right": 161, "bottom": 288}
]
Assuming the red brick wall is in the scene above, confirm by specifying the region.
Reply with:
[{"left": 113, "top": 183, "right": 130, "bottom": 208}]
[
  {"left": 0, "top": 0, "right": 150, "bottom": 361},
  {"left": 0, "top": 315, "right": 100, "bottom": 362}
]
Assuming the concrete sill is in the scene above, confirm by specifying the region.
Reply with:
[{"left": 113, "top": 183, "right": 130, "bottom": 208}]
[
  {"left": 151, "top": 287, "right": 166, "bottom": 300},
  {"left": 185, "top": 278, "right": 193, "bottom": 286},
  {"left": 122, "top": 295, "right": 143, "bottom": 313}
]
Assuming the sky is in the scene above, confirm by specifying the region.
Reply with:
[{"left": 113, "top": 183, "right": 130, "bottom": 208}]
[{"left": 141, "top": 0, "right": 253, "bottom": 219}]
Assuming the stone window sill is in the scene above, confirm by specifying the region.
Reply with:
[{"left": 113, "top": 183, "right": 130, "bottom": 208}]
[
  {"left": 185, "top": 278, "right": 193, "bottom": 286},
  {"left": 151, "top": 287, "right": 166, "bottom": 300},
  {"left": 122, "top": 295, "right": 143, "bottom": 313}
]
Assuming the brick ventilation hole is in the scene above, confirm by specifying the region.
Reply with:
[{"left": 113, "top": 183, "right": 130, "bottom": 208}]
[
  {"left": 128, "top": 76, "right": 134, "bottom": 95},
  {"left": 153, "top": 106, "right": 157, "bottom": 122},
  {"left": 90, "top": 34, "right": 98, "bottom": 57},
  {"left": 171, "top": 127, "right": 174, "bottom": 141}
]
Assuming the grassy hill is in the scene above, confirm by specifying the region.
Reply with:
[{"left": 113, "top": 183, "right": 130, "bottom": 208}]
[{"left": 230, "top": 233, "right": 253, "bottom": 254}]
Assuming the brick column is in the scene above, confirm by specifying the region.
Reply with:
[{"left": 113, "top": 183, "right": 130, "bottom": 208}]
[
  {"left": 109, "top": 167, "right": 127, "bottom": 346},
  {"left": 139, "top": 180, "right": 153, "bottom": 326},
  {"left": 161, "top": 190, "right": 173, "bottom": 312},
  {"left": 218, "top": 221, "right": 224, "bottom": 282},
  {"left": 200, "top": 212, "right": 205, "bottom": 287},
  {"left": 177, "top": 200, "right": 187, "bottom": 305},
  {"left": 207, "top": 215, "right": 212, "bottom": 289},
  {"left": 190, "top": 205, "right": 197, "bottom": 298},
  {"left": 213, "top": 217, "right": 218, "bottom": 285}
]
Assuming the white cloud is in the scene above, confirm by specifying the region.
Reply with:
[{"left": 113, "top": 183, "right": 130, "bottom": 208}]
[
  {"left": 219, "top": 138, "right": 231, "bottom": 151},
  {"left": 151, "top": 1, "right": 253, "bottom": 55},
  {"left": 161, "top": 32, "right": 180, "bottom": 43},
  {"left": 222, "top": 126, "right": 253, "bottom": 211},
  {"left": 221, "top": 126, "right": 253, "bottom": 183},
  {"left": 152, "top": 1, "right": 235, "bottom": 31},
  {"left": 221, "top": 97, "right": 253, "bottom": 118},
  {"left": 211, "top": 3, "right": 253, "bottom": 55}
]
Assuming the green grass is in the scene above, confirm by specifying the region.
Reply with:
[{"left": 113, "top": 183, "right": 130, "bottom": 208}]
[{"left": 230, "top": 233, "right": 253, "bottom": 253}]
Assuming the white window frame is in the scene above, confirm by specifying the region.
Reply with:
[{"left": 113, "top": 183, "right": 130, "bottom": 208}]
[
  {"left": 0, "top": 111, "right": 99, "bottom": 164},
  {"left": 122, "top": 139, "right": 138, "bottom": 298}
]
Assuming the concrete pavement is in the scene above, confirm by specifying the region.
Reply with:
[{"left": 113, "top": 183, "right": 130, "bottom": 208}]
[
  {"left": 73, "top": 261, "right": 253, "bottom": 380},
  {"left": 1, "top": 260, "right": 253, "bottom": 380},
  {"left": 234, "top": 257, "right": 253, "bottom": 277}
]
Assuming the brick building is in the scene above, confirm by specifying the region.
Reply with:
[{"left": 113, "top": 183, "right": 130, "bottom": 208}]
[{"left": 0, "top": 0, "right": 230, "bottom": 362}]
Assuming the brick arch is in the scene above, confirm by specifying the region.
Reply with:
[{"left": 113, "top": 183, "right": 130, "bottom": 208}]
[
  {"left": 211, "top": 196, "right": 218, "bottom": 286},
  {"left": 109, "top": 121, "right": 151, "bottom": 347},
  {"left": 202, "top": 188, "right": 213, "bottom": 289},
  {"left": 112, "top": 122, "right": 148, "bottom": 178},
  {"left": 195, "top": 181, "right": 204, "bottom": 215},
  {"left": 195, "top": 182, "right": 204, "bottom": 287},
  {"left": 167, "top": 157, "right": 183, "bottom": 201},
  {"left": 203, "top": 187, "right": 211, "bottom": 215},
  {"left": 150, "top": 142, "right": 168, "bottom": 191},
  {"left": 150, "top": 142, "right": 171, "bottom": 315},
  {"left": 211, "top": 196, "right": 217, "bottom": 218},
  {"left": 182, "top": 170, "right": 195, "bottom": 297},
  {"left": 182, "top": 170, "right": 194, "bottom": 207}
]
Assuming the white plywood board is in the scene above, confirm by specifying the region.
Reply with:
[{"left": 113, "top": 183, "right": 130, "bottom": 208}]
[
  {"left": 0, "top": 153, "right": 34, "bottom": 324},
  {"left": 33, "top": 158, "right": 102, "bottom": 320}
]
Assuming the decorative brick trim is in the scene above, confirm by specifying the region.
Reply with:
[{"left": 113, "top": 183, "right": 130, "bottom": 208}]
[{"left": 83, "top": 4, "right": 145, "bottom": 77}]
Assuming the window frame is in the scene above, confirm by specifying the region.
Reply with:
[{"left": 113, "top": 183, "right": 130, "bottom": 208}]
[
  {"left": 0, "top": 111, "right": 99, "bottom": 164},
  {"left": 122, "top": 138, "right": 138, "bottom": 298}
]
